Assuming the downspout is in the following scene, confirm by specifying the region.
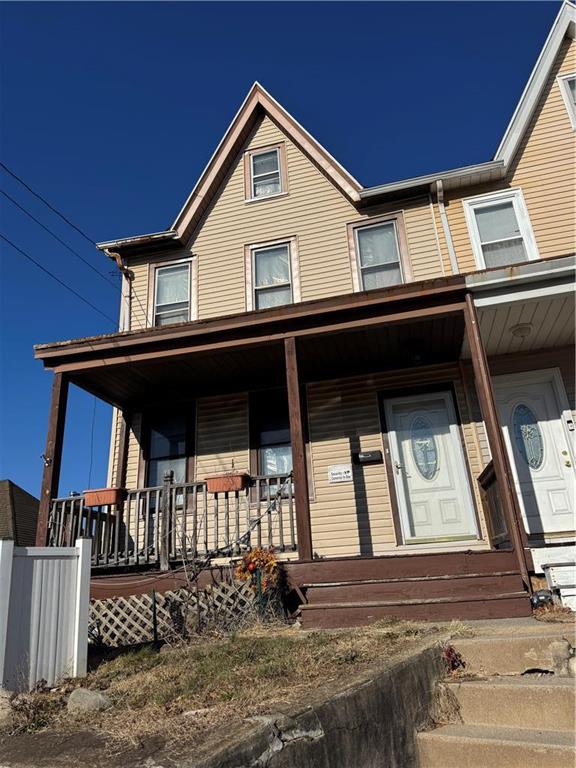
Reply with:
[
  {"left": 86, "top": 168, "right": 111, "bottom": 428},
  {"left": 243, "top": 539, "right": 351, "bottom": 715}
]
[
  {"left": 433, "top": 180, "right": 459, "bottom": 275},
  {"left": 106, "top": 250, "right": 133, "bottom": 332}
]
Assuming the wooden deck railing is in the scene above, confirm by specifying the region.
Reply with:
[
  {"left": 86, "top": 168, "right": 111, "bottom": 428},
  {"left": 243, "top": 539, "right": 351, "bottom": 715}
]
[
  {"left": 47, "top": 473, "right": 296, "bottom": 568},
  {"left": 478, "top": 460, "right": 510, "bottom": 548}
]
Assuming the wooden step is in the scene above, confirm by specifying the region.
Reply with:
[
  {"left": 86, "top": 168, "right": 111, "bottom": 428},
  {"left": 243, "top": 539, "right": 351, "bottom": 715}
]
[
  {"left": 299, "top": 592, "right": 531, "bottom": 628},
  {"left": 303, "top": 572, "right": 523, "bottom": 604},
  {"left": 287, "top": 549, "right": 520, "bottom": 587}
]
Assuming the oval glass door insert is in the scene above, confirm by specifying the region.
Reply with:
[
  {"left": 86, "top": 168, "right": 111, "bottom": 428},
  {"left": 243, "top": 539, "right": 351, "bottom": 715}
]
[
  {"left": 410, "top": 417, "right": 438, "bottom": 480},
  {"left": 513, "top": 404, "right": 544, "bottom": 470}
]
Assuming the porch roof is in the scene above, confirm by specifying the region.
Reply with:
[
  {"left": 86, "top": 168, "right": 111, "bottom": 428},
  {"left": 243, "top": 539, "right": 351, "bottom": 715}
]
[{"left": 34, "top": 275, "right": 468, "bottom": 409}]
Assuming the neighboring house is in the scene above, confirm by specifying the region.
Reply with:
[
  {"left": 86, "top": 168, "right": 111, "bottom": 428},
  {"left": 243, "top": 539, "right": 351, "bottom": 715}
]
[
  {"left": 0, "top": 480, "right": 39, "bottom": 546},
  {"left": 34, "top": 3, "right": 575, "bottom": 625}
]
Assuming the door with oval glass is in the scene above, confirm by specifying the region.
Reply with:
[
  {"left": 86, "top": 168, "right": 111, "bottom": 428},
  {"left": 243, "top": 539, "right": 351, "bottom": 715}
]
[
  {"left": 494, "top": 369, "right": 575, "bottom": 537},
  {"left": 384, "top": 391, "right": 478, "bottom": 543}
]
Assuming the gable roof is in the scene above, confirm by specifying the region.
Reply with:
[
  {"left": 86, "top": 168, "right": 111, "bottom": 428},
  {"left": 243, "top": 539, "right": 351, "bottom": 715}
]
[
  {"left": 171, "top": 82, "right": 362, "bottom": 245},
  {"left": 97, "top": 2, "right": 575, "bottom": 255},
  {"left": 495, "top": 0, "right": 575, "bottom": 166}
]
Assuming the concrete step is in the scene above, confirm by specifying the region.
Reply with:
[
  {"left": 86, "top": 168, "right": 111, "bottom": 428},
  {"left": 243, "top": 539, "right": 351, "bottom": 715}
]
[
  {"left": 417, "top": 723, "right": 576, "bottom": 768},
  {"left": 452, "top": 633, "right": 575, "bottom": 676},
  {"left": 299, "top": 592, "right": 531, "bottom": 629},
  {"left": 447, "top": 676, "right": 575, "bottom": 731}
]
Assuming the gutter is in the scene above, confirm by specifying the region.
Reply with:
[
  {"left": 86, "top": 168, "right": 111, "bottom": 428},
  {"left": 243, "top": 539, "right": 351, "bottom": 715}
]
[
  {"left": 105, "top": 250, "right": 133, "bottom": 332},
  {"left": 433, "top": 179, "right": 459, "bottom": 275},
  {"left": 360, "top": 160, "right": 505, "bottom": 200},
  {"left": 96, "top": 229, "right": 178, "bottom": 253}
]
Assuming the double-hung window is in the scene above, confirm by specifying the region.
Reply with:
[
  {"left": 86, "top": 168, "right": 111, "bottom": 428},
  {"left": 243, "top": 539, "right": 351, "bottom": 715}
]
[
  {"left": 558, "top": 72, "right": 576, "bottom": 129},
  {"left": 251, "top": 390, "right": 293, "bottom": 498},
  {"left": 147, "top": 414, "right": 187, "bottom": 488},
  {"left": 245, "top": 145, "right": 286, "bottom": 200},
  {"left": 153, "top": 262, "right": 191, "bottom": 326},
  {"left": 349, "top": 216, "right": 408, "bottom": 292},
  {"left": 463, "top": 189, "right": 538, "bottom": 270},
  {"left": 251, "top": 242, "right": 293, "bottom": 309}
]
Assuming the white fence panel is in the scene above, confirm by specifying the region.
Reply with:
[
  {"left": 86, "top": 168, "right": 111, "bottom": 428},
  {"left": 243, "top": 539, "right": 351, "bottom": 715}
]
[{"left": 0, "top": 538, "right": 90, "bottom": 692}]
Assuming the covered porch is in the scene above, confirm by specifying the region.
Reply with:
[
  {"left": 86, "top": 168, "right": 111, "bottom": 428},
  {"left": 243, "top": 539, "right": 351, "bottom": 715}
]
[{"left": 34, "top": 276, "right": 532, "bottom": 619}]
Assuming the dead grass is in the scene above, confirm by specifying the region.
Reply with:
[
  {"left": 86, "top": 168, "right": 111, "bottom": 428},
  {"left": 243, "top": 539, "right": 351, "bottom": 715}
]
[
  {"left": 12, "top": 617, "right": 447, "bottom": 751},
  {"left": 533, "top": 603, "right": 575, "bottom": 623}
]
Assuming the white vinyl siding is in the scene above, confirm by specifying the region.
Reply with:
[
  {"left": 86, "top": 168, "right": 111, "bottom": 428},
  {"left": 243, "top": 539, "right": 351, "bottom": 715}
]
[{"left": 463, "top": 189, "right": 539, "bottom": 270}]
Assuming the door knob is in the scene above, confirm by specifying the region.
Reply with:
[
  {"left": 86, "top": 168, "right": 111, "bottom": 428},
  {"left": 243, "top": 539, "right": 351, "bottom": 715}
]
[
  {"left": 394, "top": 462, "right": 404, "bottom": 473},
  {"left": 565, "top": 460, "right": 572, "bottom": 467}
]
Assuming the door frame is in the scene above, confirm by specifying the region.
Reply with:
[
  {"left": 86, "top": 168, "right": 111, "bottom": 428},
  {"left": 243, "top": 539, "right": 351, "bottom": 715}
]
[
  {"left": 493, "top": 367, "right": 576, "bottom": 531},
  {"left": 379, "top": 385, "right": 480, "bottom": 546}
]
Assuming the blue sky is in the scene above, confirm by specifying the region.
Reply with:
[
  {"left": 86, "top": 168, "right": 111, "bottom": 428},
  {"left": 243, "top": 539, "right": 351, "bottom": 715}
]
[{"left": 0, "top": 1, "right": 559, "bottom": 497}]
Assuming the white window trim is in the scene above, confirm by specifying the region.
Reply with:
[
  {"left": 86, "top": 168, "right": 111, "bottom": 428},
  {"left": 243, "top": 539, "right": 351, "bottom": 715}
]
[
  {"left": 150, "top": 256, "right": 196, "bottom": 327},
  {"left": 245, "top": 237, "right": 300, "bottom": 311},
  {"left": 557, "top": 72, "right": 576, "bottom": 130},
  {"left": 462, "top": 188, "right": 539, "bottom": 271}
]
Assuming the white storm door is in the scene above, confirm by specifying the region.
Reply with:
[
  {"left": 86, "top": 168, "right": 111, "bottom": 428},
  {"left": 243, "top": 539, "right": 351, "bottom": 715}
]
[
  {"left": 385, "top": 391, "right": 478, "bottom": 543},
  {"left": 494, "top": 370, "right": 575, "bottom": 536}
]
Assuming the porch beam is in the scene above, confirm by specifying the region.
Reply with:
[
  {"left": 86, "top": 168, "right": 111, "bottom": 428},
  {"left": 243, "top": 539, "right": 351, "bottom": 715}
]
[
  {"left": 463, "top": 294, "right": 531, "bottom": 590},
  {"left": 50, "top": 303, "right": 466, "bottom": 375},
  {"left": 36, "top": 373, "right": 69, "bottom": 545},
  {"left": 284, "top": 337, "right": 313, "bottom": 561}
]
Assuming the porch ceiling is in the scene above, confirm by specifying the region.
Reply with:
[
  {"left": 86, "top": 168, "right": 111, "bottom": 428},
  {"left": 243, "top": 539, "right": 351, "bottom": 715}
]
[
  {"left": 461, "top": 291, "right": 575, "bottom": 359},
  {"left": 54, "top": 315, "right": 465, "bottom": 409}
]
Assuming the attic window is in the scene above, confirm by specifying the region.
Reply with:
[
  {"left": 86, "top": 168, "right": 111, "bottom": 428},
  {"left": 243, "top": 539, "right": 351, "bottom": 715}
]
[
  {"left": 558, "top": 73, "right": 576, "bottom": 130},
  {"left": 245, "top": 144, "right": 287, "bottom": 201}
]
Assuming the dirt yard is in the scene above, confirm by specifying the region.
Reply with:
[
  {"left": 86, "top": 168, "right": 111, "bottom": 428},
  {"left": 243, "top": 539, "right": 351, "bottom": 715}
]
[{"left": 0, "top": 618, "right": 458, "bottom": 767}]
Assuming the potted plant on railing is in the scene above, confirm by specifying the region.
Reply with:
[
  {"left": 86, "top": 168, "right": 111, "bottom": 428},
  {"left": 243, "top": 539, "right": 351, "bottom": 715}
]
[
  {"left": 83, "top": 487, "right": 126, "bottom": 507},
  {"left": 204, "top": 466, "right": 249, "bottom": 494}
]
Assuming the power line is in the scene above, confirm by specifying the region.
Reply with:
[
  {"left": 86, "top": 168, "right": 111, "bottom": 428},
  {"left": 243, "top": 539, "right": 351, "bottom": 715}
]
[
  {"left": 0, "top": 232, "right": 116, "bottom": 325},
  {"left": 0, "top": 161, "right": 148, "bottom": 330},
  {"left": 0, "top": 161, "right": 95, "bottom": 245},
  {"left": 0, "top": 188, "right": 120, "bottom": 291}
]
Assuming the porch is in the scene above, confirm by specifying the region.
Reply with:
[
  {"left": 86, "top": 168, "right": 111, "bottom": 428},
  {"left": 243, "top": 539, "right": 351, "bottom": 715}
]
[{"left": 34, "top": 275, "right": 533, "bottom": 622}]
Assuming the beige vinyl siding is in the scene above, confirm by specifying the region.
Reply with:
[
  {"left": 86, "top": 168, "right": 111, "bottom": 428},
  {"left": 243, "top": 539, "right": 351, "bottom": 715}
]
[
  {"left": 195, "top": 394, "right": 250, "bottom": 478},
  {"left": 122, "top": 116, "right": 444, "bottom": 329},
  {"left": 445, "top": 36, "right": 576, "bottom": 273},
  {"left": 307, "top": 366, "right": 489, "bottom": 558},
  {"left": 107, "top": 411, "right": 142, "bottom": 490}
]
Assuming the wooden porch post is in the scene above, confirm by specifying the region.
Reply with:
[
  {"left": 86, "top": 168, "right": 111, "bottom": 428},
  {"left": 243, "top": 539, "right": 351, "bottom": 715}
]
[
  {"left": 284, "top": 337, "right": 313, "bottom": 561},
  {"left": 463, "top": 294, "right": 531, "bottom": 590},
  {"left": 36, "top": 373, "right": 69, "bottom": 545}
]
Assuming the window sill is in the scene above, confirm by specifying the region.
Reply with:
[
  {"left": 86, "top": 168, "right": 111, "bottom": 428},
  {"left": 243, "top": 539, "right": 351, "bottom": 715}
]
[{"left": 245, "top": 191, "right": 289, "bottom": 205}]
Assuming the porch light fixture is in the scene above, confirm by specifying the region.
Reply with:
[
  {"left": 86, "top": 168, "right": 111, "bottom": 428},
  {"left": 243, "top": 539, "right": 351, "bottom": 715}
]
[{"left": 509, "top": 323, "right": 532, "bottom": 339}]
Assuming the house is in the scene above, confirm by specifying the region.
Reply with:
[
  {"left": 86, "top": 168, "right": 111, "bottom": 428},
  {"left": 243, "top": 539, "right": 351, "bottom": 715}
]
[
  {"left": 33, "top": 3, "right": 575, "bottom": 627},
  {"left": 0, "top": 480, "right": 39, "bottom": 546}
]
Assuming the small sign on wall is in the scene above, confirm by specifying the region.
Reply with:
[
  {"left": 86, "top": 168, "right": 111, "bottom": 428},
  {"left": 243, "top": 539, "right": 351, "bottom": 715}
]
[{"left": 328, "top": 464, "right": 353, "bottom": 484}]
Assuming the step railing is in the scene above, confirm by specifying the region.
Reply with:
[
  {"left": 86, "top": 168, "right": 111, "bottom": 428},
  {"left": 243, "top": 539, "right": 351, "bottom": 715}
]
[{"left": 47, "top": 472, "right": 296, "bottom": 568}]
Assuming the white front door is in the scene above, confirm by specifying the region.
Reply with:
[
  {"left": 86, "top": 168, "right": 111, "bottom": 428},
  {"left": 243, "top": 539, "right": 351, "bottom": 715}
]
[
  {"left": 384, "top": 391, "right": 478, "bottom": 543},
  {"left": 494, "top": 369, "right": 576, "bottom": 537}
]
